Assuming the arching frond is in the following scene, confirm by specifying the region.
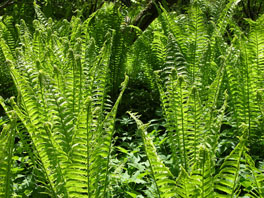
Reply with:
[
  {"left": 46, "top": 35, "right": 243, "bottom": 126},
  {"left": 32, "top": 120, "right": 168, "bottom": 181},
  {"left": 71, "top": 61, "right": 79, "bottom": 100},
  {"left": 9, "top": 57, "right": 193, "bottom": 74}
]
[
  {"left": 190, "top": 146, "right": 215, "bottom": 198},
  {"left": 0, "top": 109, "right": 16, "bottom": 198},
  {"left": 225, "top": 14, "right": 264, "bottom": 140},
  {"left": 0, "top": 13, "right": 128, "bottom": 197},
  {"left": 214, "top": 129, "right": 248, "bottom": 197},
  {"left": 244, "top": 153, "right": 264, "bottom": 198},
  {"left": 129, "top": 112, "right": 177, "bottom": 198},
  {"left": 187, "top": 2, "right": 209, "bottom": 84}
]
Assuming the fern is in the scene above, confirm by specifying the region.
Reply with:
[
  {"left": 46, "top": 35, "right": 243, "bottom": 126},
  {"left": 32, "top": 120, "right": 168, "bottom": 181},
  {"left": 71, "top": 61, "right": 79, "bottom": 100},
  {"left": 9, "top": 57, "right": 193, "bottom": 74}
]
[
  {"left": 214, "top": 129, "right": 248, "bottom": 197},
  {"left": 160, "top": 6, "right": 188, "bottom": 60},
  {"left": 175, "top": 168, "right": 196, "bottom": 197},
  {"left": 190, "top": 146, "right": 215, "bottom": 198},
  {"left": 157, "top": 0, "right": 240, "bottom": 93},
  {"left": 225, "top": 13, "right": 264, "bottom": 141},
  {"left": 212, "top": 0, "right": 241, "bottom": 38},
  {"left": 187, "top": 1, "right": 208, "bottom": 84},
  {"left": 244, "top": 153, "right": 264, "bottom": 197},
  {"left": 0, "top": 106, "right": 16, "bottom": 198},
  {"left": 0, "top": 7, "right": 129, "bottom": 197},
  {"left": 129, "top": 112, "right": 177, "bottom": 198},
  {"left": 0, "top": 1, "right": 264, "bottom": 197},
  {"left": 129, "top": 108, "right": 227, "bottom": 198},
  {"left": 155, "top": 65, "right": 226, "bottom": 171}
]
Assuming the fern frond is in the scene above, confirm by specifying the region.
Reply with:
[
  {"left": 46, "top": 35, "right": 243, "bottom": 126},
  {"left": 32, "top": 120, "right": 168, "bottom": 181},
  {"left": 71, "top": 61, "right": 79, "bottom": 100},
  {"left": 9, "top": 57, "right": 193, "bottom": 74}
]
[
  {"left": 190, "top": 146, "right": 215, "bottom": 198},
  {"left": 208, "top": 0, "right": 241, "bottom": 72},
  {"left": 109, "top": 26, "right": 127, "bottom": 97},
  {"left": 162, "top": 33, "right": 188, "bottom": 81},
  {"left": 34, "top": 2, "right": 48, "bottom": 27},
  {"left": 9, "top": 95, "right": 70, "bottom": 197},
  {"left": 160, "top": 6, "right": 188, "bottom": 59},
  {"left": 226, "top": 18, "right": 263, "bottom": 138},
  {"left": 175, "top": 167, "right": 195, "bottom": 197},
  {"left": 0, "top": 37, "right": 15, "bottom": 63},
  {"left": 97, "top": 75, "right": 129, "bottom": 197},
  {"left": 186, "top": 87, "right": 203, "bottom": 166},
  {"left": 129, "top": 112, "right": 177, "bottom": 198},
  {"left": 151, "top": 31, "right": 167, "bottom": 66},
  {"left": 244, "top": 153, "right": 264, "bottom": 198},
  {"left": 154, "top": 71, "right": 179, "bottom": 174},
  {"left": 155, "top": 73, "right": 189, "bottom": 172},
  {"left": 0, "top": 11, "right": 130, "bottom": 197},
  {"left": 0, "top": 110, "right": 16, "bottom": 198},
  {"left": 0, "top": 16, "right": 17, "bottom": 56},
  {"left": 214, "top": 0, "right": 241, "bottom": 38},
  {"left": 67, "top": 76, "right": 128, "bottom": 197},
  {"left": 187, "top": 2, "right": 209, "bottom": 84},
  {"left": 201, "top": 66, "right": 227, "bottom": 152},
  {"left": 160, "top": 8, "right": 189, "bottom": 82},
  {"left": 214, "top": 129, "right": 248, "bottom": 197},
  {"left": 15, "top": 19, "right": 32, "bottom": 51},
  {"left": 245, "top": 16, "right": 264, "bottom": 134},
  {"left": 173, "top": 76, "right": 191, "bottom": 170}
]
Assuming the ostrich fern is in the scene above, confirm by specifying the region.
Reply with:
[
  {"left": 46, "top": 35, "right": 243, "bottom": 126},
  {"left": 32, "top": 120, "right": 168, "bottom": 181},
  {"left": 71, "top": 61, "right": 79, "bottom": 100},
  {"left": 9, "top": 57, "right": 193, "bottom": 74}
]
[
  {"left": 0, "top": 5, "right": 128, "bottom": 197},
  {"left": 0, "top": 1, "right": 264, "bottom": 197},
  {"left": 225, "top": 14, "right": 264, "bottom": 139},
  {"left": 129, "top": 1, "right": 264, "bottom": 197},
  {"left": 130, "top": 98, "right": 262, "bottom": 197},
  {"left": 0, "top": 112, "right": 16, "bottom": 198}
]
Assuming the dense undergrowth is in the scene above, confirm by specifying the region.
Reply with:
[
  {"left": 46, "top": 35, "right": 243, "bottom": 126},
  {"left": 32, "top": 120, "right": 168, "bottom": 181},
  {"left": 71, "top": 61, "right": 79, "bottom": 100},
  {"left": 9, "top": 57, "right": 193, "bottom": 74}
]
[{"left": 0, "top": 0, "right": 264, "bottom": 197}]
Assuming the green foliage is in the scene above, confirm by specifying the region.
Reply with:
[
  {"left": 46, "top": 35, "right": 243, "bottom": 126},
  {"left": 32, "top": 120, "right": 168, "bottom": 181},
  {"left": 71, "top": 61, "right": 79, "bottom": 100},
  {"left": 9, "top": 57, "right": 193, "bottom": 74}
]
[
  {"left": 0, "top": 5, "right": 128, "bottom": 197},
  {"left": 214, "top": 130, "right": 247, "bottom": 197},
  {"left": 127, "top": 1, "right": 264, "bottom": 197},
  {"left": 225, "top": 13, "right": 264, "bottom": 154},
  {"left": 0, "top": 16, "right": 16, "bottom": 112},
  {"left": 0, "top": 0, "right": 264, "bottom": 197},
  {"left": 0, "top": 114, "right": 16, "bottom": 197},
  {"left": 129, "top": 112, "right": 177, "bottom": 198},
  {"left": 130, "top": 111, "right": 264, "bottom": 197}
]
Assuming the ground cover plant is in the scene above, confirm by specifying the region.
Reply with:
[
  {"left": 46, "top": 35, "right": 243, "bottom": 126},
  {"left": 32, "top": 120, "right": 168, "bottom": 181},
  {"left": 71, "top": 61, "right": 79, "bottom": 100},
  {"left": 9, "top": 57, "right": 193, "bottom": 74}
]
[{"left": 0, "top": 0, "right": 264, "bottom": 197}]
